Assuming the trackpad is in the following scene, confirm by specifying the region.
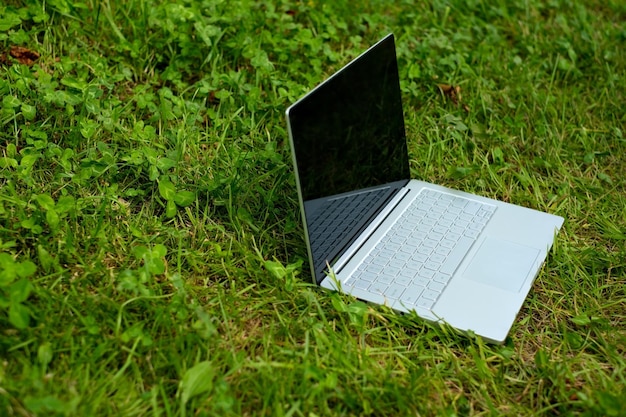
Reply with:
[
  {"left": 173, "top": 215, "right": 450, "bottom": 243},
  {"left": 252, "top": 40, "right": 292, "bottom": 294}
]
[{"left": 463, "top": 238, "right": 539, "bottom": 292}]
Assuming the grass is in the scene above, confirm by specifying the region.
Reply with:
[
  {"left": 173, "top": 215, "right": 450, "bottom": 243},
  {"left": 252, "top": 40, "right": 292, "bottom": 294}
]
[{"left": 1, "top": 0, "right": 625, "bottom": 415}]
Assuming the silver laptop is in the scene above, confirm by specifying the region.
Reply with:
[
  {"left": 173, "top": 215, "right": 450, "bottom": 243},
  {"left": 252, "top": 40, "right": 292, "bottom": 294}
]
[{"left": 285, "top": 33, "right": 564, "bottom": 343}]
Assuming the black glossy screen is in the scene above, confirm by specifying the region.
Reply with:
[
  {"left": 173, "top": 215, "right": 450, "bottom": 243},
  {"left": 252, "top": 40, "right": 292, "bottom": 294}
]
[{"left": 287, "top": 34, "right": 410, "bottom": 202}]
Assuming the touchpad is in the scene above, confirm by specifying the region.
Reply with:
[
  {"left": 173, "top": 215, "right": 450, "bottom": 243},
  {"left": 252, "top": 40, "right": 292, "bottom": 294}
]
[{"left": 463, "top": 238, "right": 540, "bottom": 292}]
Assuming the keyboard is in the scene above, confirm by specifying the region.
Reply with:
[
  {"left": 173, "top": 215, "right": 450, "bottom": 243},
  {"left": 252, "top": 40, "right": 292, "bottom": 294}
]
[
  {"left": 346, "top": 189, "right": 496, "bottom": 310},
  {"left": 308, "top": 188, "right": 388, "bottom": 274}
]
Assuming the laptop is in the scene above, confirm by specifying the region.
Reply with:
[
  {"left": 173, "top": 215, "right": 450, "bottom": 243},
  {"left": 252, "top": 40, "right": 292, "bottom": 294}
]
[{"left": 285, "top": 33, "right": 564, "bottom": 343}]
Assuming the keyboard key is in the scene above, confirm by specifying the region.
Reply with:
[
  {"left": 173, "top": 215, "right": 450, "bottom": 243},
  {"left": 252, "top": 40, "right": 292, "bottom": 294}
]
[
  {"left": 455, "top": 219, "right": 470, "bottom": 228},
  {"left": 352, "top": 279, "right": 371, "bottom": 290},
  {"left": 385, "top": 266, "right": 401, "bottom": 276},
  {"left": 473, "top": 216, "right": 488, "bottom": 225},
  {"left": 430, "top": 232, "right": 445, "bottom": 241},
  {"left": 369, "top": 282, "right": 388, "bottom": 294},
  {"left": 435, "top": 247, "right": 450, "bottom": 256},
  {"left": 400, "top": 243, "right": 418, "bottom": 254},
  {"left": 468, "top": 221, "right": 484, "bottom": 231},
  {"left": 394, "top": 275, "right": 412, "bottom": 286},
  {"left": 422, "top": 218, "right": 437, "bottom": 226},
  {"left": 421, "top": 289, "right": 440, "bottom": 300},
  {"left": 414, "top": 209, "right": 428, "bottom": 218},
  {"left": 420, "top": 261, "right": 441, "bottom": 272},
  {"left": 464, "top": 201, "right": 482, "bottom": 215},
  {"left": 432, "top": 225, "right": 448, "bottom": 234},
  {"left": 410, "top": 231, "right": 428, "bottom": 240},
  {"left": 371, "top": 257, "right": 387, "bottom": 266},
  {"left": 450, "top": 226, "right": 464, "bottom": 235},
  {"left": 416, "top": 298, "right": 435, "bottom": 309},
  {"left": 378, "top": 275, "right": 395, "bottom": 285},
  {"left": 429, "top": 254, "right": 446, "bottom": 264},
  {"left": 399, "top": 285, "right": 425, "bottom": 305},
  {"left": 405, "top": 215, "right": 418, "bottom": 224},
  {"left": 360, "top": 271, "right": 377, "bottom": 282},
  {"left": 415, "top": 276, "right": 431, "bottom": 286},
  {"left": 388, "top": 259, "right": 405, "bottom": 269},
  {"left": 459, "top": 213, "right": 474, "bottom": 222},
  {"left": 431, "top": 205, "right": 446, "bottom": 214},
  {"left": 478, "top": 208, "right": 493, "bottom": 218},
  {"left": 451, "top": 199, "right": 467, "bottom": 209},
  {"left": 440, "top": 239, "right": 456, "bottom": 249},
  {"left": 448, "top": 206, "right": 463, "bottom": 215},
  {"left": 366, "top": 264, "right": 384, "bottom": 273},
  {"left": 433, "top": 272, "right": 451, "bottom": 283},
  {"left": 386, "top": 284, "right": 406, "bottom": 299},
  {"left": 385, "top": 243, "right": 401, "bottom": 252},
  {"left": 396, "top": 229, "right": 411, "bottom": 237},
  {"left": 442, "top": 213, "right": 457, "bottom": 221},
  {"left": 423, "top": 261, "right": 440, "bottom": 271},
  {"left": 440, "top": 194, "right": 455, "bottom": 202},
  {"left": 422, "top": 239, "right": 438, "bottom": 248},
  {"left": 399, "top": 267, "right": 419, "bottom": 278},
  {"left": 411, "top": 253, "right": 428, "bottom": 263},
  {"left": 428, "top": 281, "right": 446, "bottom": 292},
  {"left": 417, "top": 246, "right": 433, "bottom": 256},
  {"left": 422, "top": 211, "right": 443, "bottom": 223},
  {"left": 388, "top": 259, "right": 406, "bottom": 276},
  {"left": 394, "top": 252, "right": 411, "bottom": 261}
]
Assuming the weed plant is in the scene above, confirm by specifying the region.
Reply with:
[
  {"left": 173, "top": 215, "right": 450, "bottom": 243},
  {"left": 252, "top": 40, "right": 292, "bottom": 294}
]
[{"left": 0, "top": 0, "right": 624, "bottom": 415}]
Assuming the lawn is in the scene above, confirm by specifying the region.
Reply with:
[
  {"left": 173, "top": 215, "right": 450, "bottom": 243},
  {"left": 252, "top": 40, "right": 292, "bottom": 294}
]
[{"left": 1, "top": 0, "right": 625, "bottom": 415}]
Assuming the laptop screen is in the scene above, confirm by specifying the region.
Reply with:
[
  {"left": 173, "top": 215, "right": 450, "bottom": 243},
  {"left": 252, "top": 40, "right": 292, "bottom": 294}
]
[
  {"left": 286, "top": 34, "right": 410, "bottom": 202},
  {"left": 286, "top": 34, "right": 411, "bottom": 283}
]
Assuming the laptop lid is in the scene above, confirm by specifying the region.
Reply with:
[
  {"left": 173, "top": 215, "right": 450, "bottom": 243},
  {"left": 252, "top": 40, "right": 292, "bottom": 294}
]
[{"left": 286, "top": 34, "right": 410, "bottom": 284}]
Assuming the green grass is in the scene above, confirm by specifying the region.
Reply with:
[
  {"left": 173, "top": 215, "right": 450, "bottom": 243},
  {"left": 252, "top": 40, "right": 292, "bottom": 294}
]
[{"left": 1, "top": 0, "right": 625, "bottom": 415}]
